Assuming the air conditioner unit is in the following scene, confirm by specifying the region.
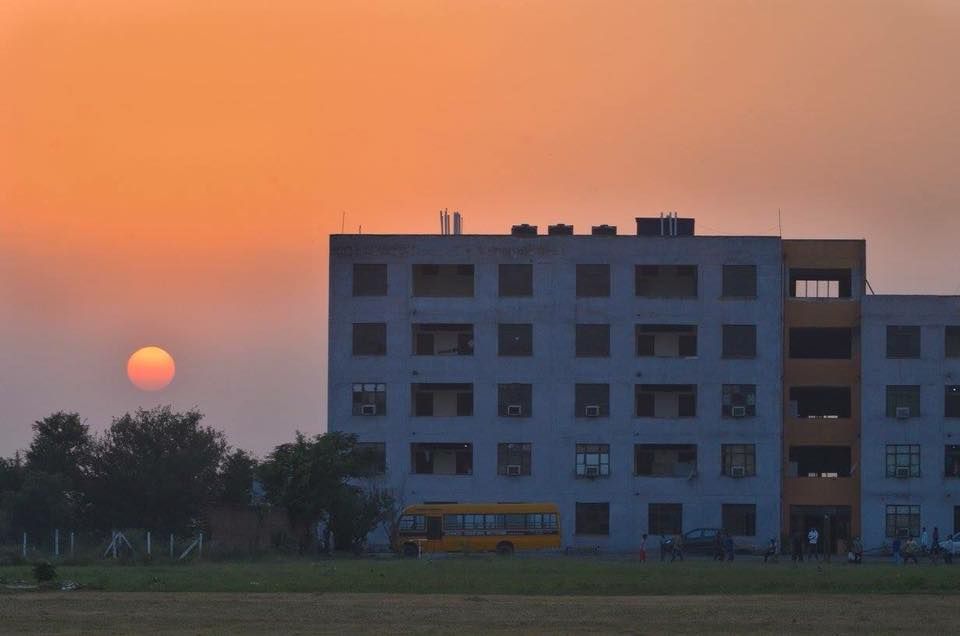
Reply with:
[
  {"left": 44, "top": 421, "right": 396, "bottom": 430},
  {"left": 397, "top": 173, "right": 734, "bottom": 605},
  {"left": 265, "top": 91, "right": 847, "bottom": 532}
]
[
  {"left": 731, "top": 406, "right": 747, "bottom": 418},
  {"left": 506, "top": 464, "right": 522, "bottom": 476},
  {"left": 360, "top": 404, "right": 377, "bottom": 416},
  {"left": 730, "top": 465, "right": 746, "bottom": 478},
  {"left": 895, "top": 406, "right": 911, "bottom": 419},
  {"left": 895, "top": 466, "right": 911, "bottom": 478},
  {"left": 506, "top": 404, "right": 523, "bottom": 417},
  {"left": 584, "top": 465, "right": 600, "bottom": 478},
  {"left": 585, "top": 405, "right": 601, "bottom": 417}
]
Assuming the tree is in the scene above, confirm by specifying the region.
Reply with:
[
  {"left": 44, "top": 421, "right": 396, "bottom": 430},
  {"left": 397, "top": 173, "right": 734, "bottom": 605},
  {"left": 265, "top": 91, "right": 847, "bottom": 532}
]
[
  {"left": 258, "top": 432, "right": 390, "bottom": 552},
  {"left": 218, "top": 449, "right": 257, "bottom": 506},
  {"left": 25, "top": 412, "right": 93, "bottom": 489},
  {"left": 0, "top": 471, "right": 73, "bottom": 538},
  {"left": 88, "top": 406, "right": 226, "bottom": 532}
]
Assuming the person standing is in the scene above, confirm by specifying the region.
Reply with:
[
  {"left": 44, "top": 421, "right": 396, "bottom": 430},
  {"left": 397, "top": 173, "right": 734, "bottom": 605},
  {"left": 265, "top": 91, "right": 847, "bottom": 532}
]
[
  {"left": 807, "top": 527, "right": 820, "bottom": 561},
  {"left": 892, "top": 536, "right": 902, "bottom": 565},
  {"left": 932, "top": 527, "right": 941, "bottom": 562},
  {"left": 660, "top": 535, "right": 672, "bottom": 562},
  {"left": 723, "top": 533, "right": 735, "bottom": 561},
  {"left": 763, "top": 537, "right": 778, "bottom": 563},
  {"left": 713, "top": 531, "right": 724, "bottom": 561},
  {"left": 671, "top": 533, "right": 684, "bottom": 562},
  {"left": 920, "top": 527, "right": 929, "bottom": 554},
  {"left": 791, "top": 532, "right": 804, "bottom": 564},
  {"left": 639, "top": 533, "right": 648, "bottom": 563}
]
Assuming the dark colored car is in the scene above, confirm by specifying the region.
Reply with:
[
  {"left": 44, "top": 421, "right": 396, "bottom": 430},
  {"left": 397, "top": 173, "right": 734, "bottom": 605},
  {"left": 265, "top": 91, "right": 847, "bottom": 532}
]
[{"left": 682, "top": 527, "right": 722, "bottom": 555}]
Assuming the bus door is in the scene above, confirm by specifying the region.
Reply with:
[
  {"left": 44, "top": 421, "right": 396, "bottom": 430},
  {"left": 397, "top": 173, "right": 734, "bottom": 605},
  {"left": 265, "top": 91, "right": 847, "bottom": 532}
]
[{"left": 426, "top": 515, "right": 443, "bottom": 550}]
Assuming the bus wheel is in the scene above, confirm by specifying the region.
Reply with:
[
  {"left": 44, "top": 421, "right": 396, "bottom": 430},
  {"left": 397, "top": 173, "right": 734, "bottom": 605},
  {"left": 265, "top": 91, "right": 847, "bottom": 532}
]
[
  {"left": 496, "top": 542, "right": 515, "bottom": 556},
  {"left": 402, "top": 543, "right": 419, "bottom": 558}
]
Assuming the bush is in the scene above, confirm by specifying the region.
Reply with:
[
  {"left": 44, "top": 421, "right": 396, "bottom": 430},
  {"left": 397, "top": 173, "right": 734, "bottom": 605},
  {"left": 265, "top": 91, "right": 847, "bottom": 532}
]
[{"left": 33, "top": 561, "right": 57, "bottom": 582}]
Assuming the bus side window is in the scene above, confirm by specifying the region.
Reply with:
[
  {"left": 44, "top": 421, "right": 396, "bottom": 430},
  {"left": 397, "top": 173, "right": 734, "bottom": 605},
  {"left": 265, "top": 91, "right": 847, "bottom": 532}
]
[{"left": 426, "top": 516, "right": 442, "bottom": 540}]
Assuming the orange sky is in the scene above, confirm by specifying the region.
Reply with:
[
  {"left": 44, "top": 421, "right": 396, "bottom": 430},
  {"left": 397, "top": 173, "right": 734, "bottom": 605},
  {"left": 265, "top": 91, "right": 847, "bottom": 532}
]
[{"left": 3, "top": 0, "right": 960, "bottom": 453}]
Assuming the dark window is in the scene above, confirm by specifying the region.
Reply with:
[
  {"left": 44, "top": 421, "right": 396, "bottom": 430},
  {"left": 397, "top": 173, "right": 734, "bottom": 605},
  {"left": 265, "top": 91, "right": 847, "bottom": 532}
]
[
  {"left": 575, "top": 384, "right": 610, "bottom": 418},
  {"left": 354, "top": 442, "right": 386, "bottom": 476},
  {"left": 635, "top": 324, "right": 697, "bottom": 358},
  {"left": 634, "top": 444, "right": 697, "bottom": 477},
  {"left": 789, "top": 327, "right": 852, "bottom": 359},
  {"left": 498, "top": 324, "right": 533, "bottom": 356},
  {"left": 497, "top": 443, "right": 532, "bottom": 476},
  {"left": 789, "top": 268, "right": 852, "bottom": 298},
  {"left": 947, "top": 327, "right": 960, "bottom": 358},
  {"left": 945, "top": 445, "right": 960, "bottom": 478},
  {"left": 352, "top": 383, "right": 386, "bottom": 416},
  {"left": 499, "top": 264, "right": 533, "bottom": 297},
  {"left": 412, "top": 323, "right": 474, "bottom": 356},
  {"left": 885, "top": 444, "right": 920, "bottom": 478},
  {"left": 353, "top": 323, "right": 387, "bottom": 355},
  {"left": 648, "top": 503, "right": 682, "bottom": 535},
  {"left": 575, "top": 444, "right": 610, "bottom": 478},
  {"left": 412, "top": 264, "right": 474, "bottom": 297},
  {"left": 352, "top": 264, "right": 388, "bottom": 296},
  {"left": 947, "top": 386, "right": 960, "bottom": 418},
  {"left": 411, "top": 443, "right": 473, "bottom": 475},
  {"left": 721, "top": 444, "right": 756, "bottom": 476},
  {"left": 635, "top": 265, "right": 698, "bottom": 298},
  {"left": 721, "top": 384, "right": 756, "bottom": 417},
  {"left": 886, "top": 385, "right": 920, "bottom": 418},
  {"left": 886, "top": 505, "right": 920, "bottom": 538},
  {"left": 722, "top": 265, "right": 757, "bottom": 298},
  {"left": 887, "top": 326, "right": 921, "bottom": 358},
  {"left": 575, "top": 502, "right": 610, "bottom": 535},
  {"left": 788, "top": 446, "right": 851, "bottom": 477},
  {"left": 789, "top": 386, "right": 851, "bottom": 419},
  {"left": 722, "top": 504, "right": 756, "bottom": 536},
  {"left": 411, "top": 383, "right": 473, "bottom": 416},
  {"left": 635, "top": 384, "right": 696, "bottom": 418},
  {"left": 576, "top": 324, "right": 610, "bottom": 357},
  {"left": 498, "top": 384, "right": 532, "bottom": 417},
  {"left": 722, "top": 325, "right": 757, "bottom": 358},
  {"left": 576, "top": 264, "right": 610, "bottom": 297}
]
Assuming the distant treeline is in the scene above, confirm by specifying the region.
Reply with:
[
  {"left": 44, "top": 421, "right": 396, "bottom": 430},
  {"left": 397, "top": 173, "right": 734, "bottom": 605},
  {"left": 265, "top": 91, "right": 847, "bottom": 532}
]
[{"left": 0, "top": 407, "right": 392, "bottom": 552}]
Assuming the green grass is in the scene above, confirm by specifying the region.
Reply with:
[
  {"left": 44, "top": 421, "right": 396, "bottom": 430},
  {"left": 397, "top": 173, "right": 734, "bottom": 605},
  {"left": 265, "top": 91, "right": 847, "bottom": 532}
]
[{"left": 3, "top": 556, "right": 959, "bottom": 595}]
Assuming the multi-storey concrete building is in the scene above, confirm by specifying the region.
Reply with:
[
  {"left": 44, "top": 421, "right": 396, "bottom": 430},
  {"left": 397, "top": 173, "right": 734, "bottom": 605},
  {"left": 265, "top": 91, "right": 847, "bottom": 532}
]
[
  {"left": 861, "top": 295, "right": 960, "bottom": 549},
  {"left": 328, "top": 220, "right": 957, "bottom": 552},
  {"left": 329, "top": 219, "right": 782, "bottom": 551}
]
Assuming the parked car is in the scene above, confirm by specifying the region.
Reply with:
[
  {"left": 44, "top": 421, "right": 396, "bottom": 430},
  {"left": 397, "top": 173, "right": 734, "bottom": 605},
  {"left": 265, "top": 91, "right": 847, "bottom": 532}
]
[
  {"left": 682, "top": 528, "right": 722, "bottom": 555},
  {"left": 937, "top": 532, "right": 960, "bottom": 556}
]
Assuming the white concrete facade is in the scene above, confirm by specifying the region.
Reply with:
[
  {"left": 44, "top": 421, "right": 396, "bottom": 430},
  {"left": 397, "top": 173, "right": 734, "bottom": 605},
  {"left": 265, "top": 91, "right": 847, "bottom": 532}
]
[
  {"left": 328, "top": 231, "right": 783, "bottom": 551},
  {"left": 861, "top": 295, "right": 960, "bottom": 550}
]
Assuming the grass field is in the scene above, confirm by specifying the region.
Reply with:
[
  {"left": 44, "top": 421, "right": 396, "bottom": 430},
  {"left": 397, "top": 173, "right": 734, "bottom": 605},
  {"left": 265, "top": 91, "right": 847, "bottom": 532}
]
[{"left": 2, "top": 555, "right": 959, "bottom": 595}]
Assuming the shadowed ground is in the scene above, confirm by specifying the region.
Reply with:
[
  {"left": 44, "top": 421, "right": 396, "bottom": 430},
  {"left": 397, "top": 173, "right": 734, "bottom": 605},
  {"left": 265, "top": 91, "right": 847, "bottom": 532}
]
[{"left": 2, "top": 592, "right": 959, "bottom": 634}]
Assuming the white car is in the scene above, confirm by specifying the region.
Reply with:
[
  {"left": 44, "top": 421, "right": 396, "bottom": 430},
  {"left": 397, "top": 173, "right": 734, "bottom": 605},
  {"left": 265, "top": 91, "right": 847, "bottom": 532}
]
[{"left": 937, "top": 532, "right": 960, "bottom": 555}]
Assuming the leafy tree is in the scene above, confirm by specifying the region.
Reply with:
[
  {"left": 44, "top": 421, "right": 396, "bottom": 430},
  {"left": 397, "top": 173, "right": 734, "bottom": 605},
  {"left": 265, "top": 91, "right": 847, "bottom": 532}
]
[
  {"left": 88, "top": 406, "right": 226, "bottom": 532},
  {"left": 25, "top": 412, "right": 93, "bottom": 489},
  {"left": 218, "top": 449, "right": 257, "bottom": 506},
  {"left": 0, "top": 453, "right": 24, "bottom": 494},
  {"left": 328, "top": 485, "right": 394, "bottom": 553},
  {"left": 258, "top": 432, "right": 390, "bottom": 552},
  {"left": 0, "top": 471, "right": 73, "bottom": 537}
]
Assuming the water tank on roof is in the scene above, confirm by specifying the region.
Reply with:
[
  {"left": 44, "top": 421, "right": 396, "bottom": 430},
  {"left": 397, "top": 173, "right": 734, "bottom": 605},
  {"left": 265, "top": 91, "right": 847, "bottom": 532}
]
[
  {"left": 548, "top": 224, "right": 574, "bottom": 236},
  {"left": 591, "top": 225, "right": 617, "bottom": 236},
  {"left": 511, "top": 224, "right": 538, "bottom": 237}
]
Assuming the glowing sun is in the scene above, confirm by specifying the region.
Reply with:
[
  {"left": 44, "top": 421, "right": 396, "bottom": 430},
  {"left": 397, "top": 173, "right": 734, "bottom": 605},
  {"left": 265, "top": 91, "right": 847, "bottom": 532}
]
[{"left": 127, "top": 346, "right": 176, "bottom": 391}]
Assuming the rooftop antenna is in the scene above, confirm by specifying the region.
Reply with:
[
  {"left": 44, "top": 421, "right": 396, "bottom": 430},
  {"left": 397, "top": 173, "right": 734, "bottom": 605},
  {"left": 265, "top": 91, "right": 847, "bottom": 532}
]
[
  {"left": 778, "top": 208, "right": 782, "bottom": 237},
  {"left": 341, "top": 211, "right": 346, "bottom": 234}
]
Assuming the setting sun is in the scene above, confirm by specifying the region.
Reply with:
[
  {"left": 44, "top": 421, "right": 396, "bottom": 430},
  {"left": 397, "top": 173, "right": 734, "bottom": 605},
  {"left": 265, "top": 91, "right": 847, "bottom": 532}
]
[{"left": 127, "top": 346, "right": 176, "bottom": 391}]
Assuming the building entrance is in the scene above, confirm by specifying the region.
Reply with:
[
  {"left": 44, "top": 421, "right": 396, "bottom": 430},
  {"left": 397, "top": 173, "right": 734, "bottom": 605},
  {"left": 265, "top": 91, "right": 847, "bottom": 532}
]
[{"left": 789, "top": 505, "right": 851, "bottom": 555}]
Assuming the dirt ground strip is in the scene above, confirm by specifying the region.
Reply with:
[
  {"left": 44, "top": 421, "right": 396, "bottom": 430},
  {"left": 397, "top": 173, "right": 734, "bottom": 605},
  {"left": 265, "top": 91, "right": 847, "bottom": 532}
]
[{"left": 1, "top": 592, "right": 958, "bottom": 634}]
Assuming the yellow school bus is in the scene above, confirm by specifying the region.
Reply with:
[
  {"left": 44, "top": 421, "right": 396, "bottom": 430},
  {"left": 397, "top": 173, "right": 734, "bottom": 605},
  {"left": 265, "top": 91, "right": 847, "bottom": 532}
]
[{"left": 396, "top": 502, "right": 561, "bottom": 556}]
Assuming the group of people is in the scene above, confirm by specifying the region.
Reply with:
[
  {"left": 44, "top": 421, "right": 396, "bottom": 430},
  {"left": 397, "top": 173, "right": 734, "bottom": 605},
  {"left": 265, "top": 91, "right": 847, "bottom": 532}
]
[
  {"left": 891, "top": 526, "right": 946, "bottom": 564},
  {"left": 710, "top": 530, "right": 738, "bottom": 561}
]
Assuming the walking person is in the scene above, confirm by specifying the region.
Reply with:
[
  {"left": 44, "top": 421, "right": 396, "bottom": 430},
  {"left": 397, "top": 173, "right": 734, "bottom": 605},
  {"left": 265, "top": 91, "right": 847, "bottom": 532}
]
[
  {"left": 639, "top": 533, "right": 648, "bottom": 563},
  {"left": 763, "top": 537, "right": 778, "bottom": 563},
  {"left": 712, "top": 531, "right": 724, "bottom": 561},
  {"left": 920, "top": 527, "right": 930, "bottom": 555},
  {"left": 791, "top": 532, "right": 804, "bottom": 564},
  {"left": 671, "top": 533, "right": 684, "bottom": 562},
  {"left": 903, "top": 537, "right": 920, "bottom": 564},
  {"left": 891, "top": 536, "right": 902, "bottom": 565},
  {"left": 660, "top": 535, "right": 672, "bottom": 562},
  {"left": 807, "top": 526, "right": 820, "bottom": 561},
  {"left": 931, "top": 527, "right": 941, "bottom": 563},
  {"left": 723, "top": 532, "right": 735, "bottom": 562}
]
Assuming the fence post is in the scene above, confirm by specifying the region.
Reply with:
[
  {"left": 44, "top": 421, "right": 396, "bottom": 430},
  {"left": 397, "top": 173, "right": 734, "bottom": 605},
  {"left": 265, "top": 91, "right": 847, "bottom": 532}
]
[
  {"left": 112, "top": 531, "right": 118, "bottom": 559},
  {"left": 70, "top": 531, "right": 75, "bottom": 558},
  {"left": 147, "top": 531, "right": 152, "bottom": 556},
  {"left": 54, "top": 529, "right": 60, "bottom": 558},
  {"left": 169, "top": 533, "right": 174, "bottom": 559},
  {"left": 198, "top": 532, "right": 203, "bottom": 559},
  {"left": 22, "top": 532, "right": 26, "bottom": 559}
]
